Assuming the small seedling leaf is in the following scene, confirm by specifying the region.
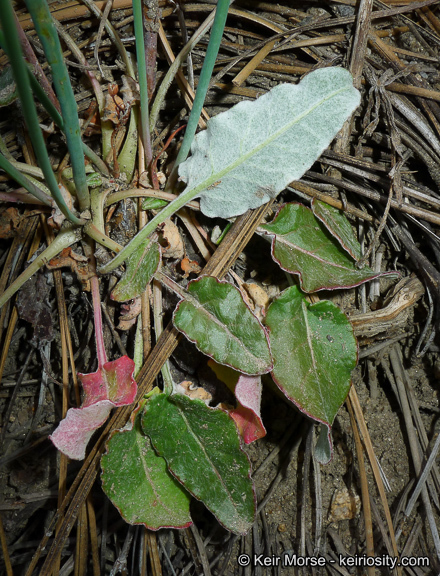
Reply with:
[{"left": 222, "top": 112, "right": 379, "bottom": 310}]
[
  {"left": 261, "top": 203, "right": 388, "bottom": 291},
  {"left": 173, "top": 276, "right": 272, "bottom": 375},
  {"left": 178, "top": 67, "right": 360, "bottom": 219},
  {"left": 208, "top": 360, "right": 266, "bottom": 444},
  {"left": 101, "top": 406, "right": 192, "bottom": 530},
  {"left": 111, "top": 239, "right": 160, "bottom": 302},
  {"left": 265, "top": 285, "right": 356, "bottom": 448},
  {"left": 141, "top": 393, "right": 256, "bottom": 534}
]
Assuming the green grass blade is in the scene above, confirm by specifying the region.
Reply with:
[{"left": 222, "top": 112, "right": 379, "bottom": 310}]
[
  {"left": 132, "top": 0, "right": 153, "bottom": 166},
  {"left": 168, "top": 0, "right": 230, "bottom": 184},
  {"left": 25, "top": 0, "right": 89, "bottom": 211},
  {"left": 0, "top": 0, "right": 83, "bottom": 224}
]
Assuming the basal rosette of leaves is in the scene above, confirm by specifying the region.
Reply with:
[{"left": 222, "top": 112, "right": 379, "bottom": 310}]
[{"left": 97, "top": 69, "right": 398, "bottom": 532}]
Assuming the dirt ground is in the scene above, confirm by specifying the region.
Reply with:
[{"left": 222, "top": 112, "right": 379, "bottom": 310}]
[{"left": 1, "top": 0, "right": 440, "bottom": 575}]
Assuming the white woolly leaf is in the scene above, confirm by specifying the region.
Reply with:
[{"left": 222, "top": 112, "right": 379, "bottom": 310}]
[{"left": 178, "top": 67, "right": 360, "bottom": 219}]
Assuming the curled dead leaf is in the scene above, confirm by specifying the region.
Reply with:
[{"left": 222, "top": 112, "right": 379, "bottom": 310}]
[
  {"left": 46, "top": 247, "right": 90, "bottom": 290},
  {"left": 180, "top": 257, "right": 202, "bottom": 278},
  {"left": 175, "top": 380, "right": 212, "bottom": 403},
  {"left": 0, "top": 207, "right": 21, "bottom": 238},
  {"left": 159, "top": 219, "right": 184, "bottom": 259},
  {"left": 116, "top": 298, "right": 142, "bottom": 330},
  {"left": 243, "top": 282, "right": 270, "bottom": 318}
]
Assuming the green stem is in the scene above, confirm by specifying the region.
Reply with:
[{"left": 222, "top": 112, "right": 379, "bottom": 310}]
[
  {"left": 0, "top": 0, "right": 83, "bottom": 225},
  {"left": 0, "top": 224, "right": 81, "bottom": 310},
  {"left": 25, "top": 0, "right": 89, "bottom": 211},
  {"left": 84, "top": 222, "right": 123, "bottom": 253},
  {"left": 50, "top": 17, "right": 113, "bottom": 166},
  {"left": 0, "top": 26, "right": 109, "bottom": 176},
  {"left": 133, "top": 0, "right": 153, "bottom": 166},
  {"left": 167, "top": 0, "right": 230, "bottom": 186},
  {"left": 98, "top": 182, "right": 197, "bottom": 274},
  {"left": 152, "top": 277, "right": 174, "bottom": 394}
]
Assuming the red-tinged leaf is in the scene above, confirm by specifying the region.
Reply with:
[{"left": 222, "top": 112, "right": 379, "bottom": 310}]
[
  {"left": 101, "top": 401, "right": 192, "bottom": 530},
  {"left": 141, "top": 393, "right": 256, "bottom": 534},
  {"left": 50, "top": 401, "right": 114, "bottom": 460},
  {"left": 50, "top": 356, "right": 137, "bottom": 460},
  {"left": 208, "top": 360, "right": 266, "bottom": 444},
  {"left": 265, "top": 285, "right": 357, "bottom": 462},
  {"left": 261, "top": 203, "right": 395, "bottom": 292},
  {"left": 81, "top": 356, "right": 137, "bottom": 407},
  {"left": 173, "top": 276, "right": 272, "bottom": 376},
  {"left": 228, "top": 404, "right": 266, "bottom": 445}
]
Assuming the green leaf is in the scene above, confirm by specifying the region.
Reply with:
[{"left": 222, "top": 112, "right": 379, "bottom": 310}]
[
  {"left": 311, "top": 199, "right": 361, "bottom": 260},
  {"left": 261, "top": 203, "right": 388, "bottom": 292},
  {"left": 101, "top": 406, "right": 192, "bottom": 530},
  {"left": 141, "top": 393, "right": 256, "bottom": 534},
  {"left": 111, "top": 239, "right": 160, "bottom": 302},
  {"left": 173, "top": 276, "right": 272, "bottom": 375},
  {"left": 265, "top": 285, "right": 356, "bottom": 433},
  {"left": 179, "top": 67, "right": 360, "bottom": 219},
  {"left": 141, "top": 198, "right": 168, "bottom": 210}
]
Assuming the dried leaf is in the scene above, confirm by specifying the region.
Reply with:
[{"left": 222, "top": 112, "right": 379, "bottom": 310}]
[
  {"left": 0, "top": 207, "right": 21, "bottom": 238},
  {"left": 16, "top": 271, "right": 54, "bottom": 344},
  {"left": 159, "top": 220, "right": 184, "bottom": 260}
]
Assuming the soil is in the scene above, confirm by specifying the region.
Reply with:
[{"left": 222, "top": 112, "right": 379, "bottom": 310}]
[{"left": 1, "top": 1, "right": 440, "bottom": 575}]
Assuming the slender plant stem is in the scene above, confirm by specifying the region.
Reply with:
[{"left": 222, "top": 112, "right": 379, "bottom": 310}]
[
  {"left": 98, "top": 182, "right": 196, "bottom": 274},
  {"left": 0, "top": 152, "right": 53, "bottom": 206},
  {"left": 133, "top": 0, "right": 153, "bottom": 166},
  {"left": 0, "top": 0, "right": 83, "bottom": 225},
  {"left": 167, "top": 0, "right": 230, "bottom": 187},
  {"left": 26, "top": 69, "right": 109, "bottom": 175},
  {"left": 90, "top": 274, "right": 107, "bottom": 367},
  {"left": 0, "top": 26, "right": 108, "bottom": 175},
  {"left": 84, "top": 222, "right": 123, "bottom": 253},
  {"left": 25, "top": 0, "right": 90, "bottom": 211},
  {"left": 0, "top": 224, "right": 81, "bottom": 310}
]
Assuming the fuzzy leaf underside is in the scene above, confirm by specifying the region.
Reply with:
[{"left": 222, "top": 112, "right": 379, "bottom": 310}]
[
  {"left": 141, "top": 393, "right": 256, "bottom": 535},
  {"left": 261, "top": 203, "right": 387, "bottom": 291},
  {"left": 173, "top": 276, "right": 272, "bottom": 375},
  {"left": 101, "top": 411, "right": 192, "bottom": 530},
  {"left": 111, "top": 239, "right": 160, "bottom": 302},
  {"left": 178, "top": 67, "right": 360, "bottom": 219},
  {"left": 265, "top": 285, "right": 357, "bottom": 429}
]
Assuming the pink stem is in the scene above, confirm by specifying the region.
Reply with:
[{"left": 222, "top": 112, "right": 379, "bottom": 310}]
[{"left": 90, "top": 274, "right": 107, "bottom": 368}]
